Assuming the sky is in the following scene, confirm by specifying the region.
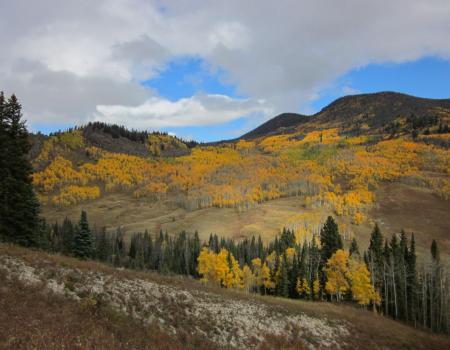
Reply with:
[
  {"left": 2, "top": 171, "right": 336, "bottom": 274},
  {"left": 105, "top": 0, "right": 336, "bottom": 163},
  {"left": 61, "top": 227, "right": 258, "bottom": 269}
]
[{"left": 1, "top": 1, "right": 450, "bottom": 142}]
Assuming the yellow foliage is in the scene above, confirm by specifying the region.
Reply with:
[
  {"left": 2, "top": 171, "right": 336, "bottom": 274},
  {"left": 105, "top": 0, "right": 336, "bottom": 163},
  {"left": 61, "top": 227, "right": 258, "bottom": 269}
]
[
  {"left": 33, "top": 156, "right": 85, "bottom": 192},
  {"left": 352, "top": 212, "right": 364, "bottom": 225},
  {"left": 313, "top": 277, "right": 320, "bottom": 299},
  {"left": 197, "top": 248, "right": 243, "bottom": 289},
  {"left": 324, "top": 249, "right": 350, "bottom": 301},
  {"left": 296, "top": 278, "right": 310, "bottom": 298},
  {"left": 51, "top": 185, "right": 100, "bottom": 206},
  {"left": 347, "top": 258, "right": 380, "bottom": 306}
]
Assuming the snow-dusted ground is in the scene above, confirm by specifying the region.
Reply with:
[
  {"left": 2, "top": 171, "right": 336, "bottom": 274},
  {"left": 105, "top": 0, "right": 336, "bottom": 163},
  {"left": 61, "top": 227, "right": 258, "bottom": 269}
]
[{"left": 0, "top": 254, "right": 349, "bottom": 349}]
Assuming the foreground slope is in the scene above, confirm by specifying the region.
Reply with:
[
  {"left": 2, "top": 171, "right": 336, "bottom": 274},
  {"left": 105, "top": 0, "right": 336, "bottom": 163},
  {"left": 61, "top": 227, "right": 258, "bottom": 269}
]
[{"left": 1, "top": 244, "right": 449, "bottom": 350}]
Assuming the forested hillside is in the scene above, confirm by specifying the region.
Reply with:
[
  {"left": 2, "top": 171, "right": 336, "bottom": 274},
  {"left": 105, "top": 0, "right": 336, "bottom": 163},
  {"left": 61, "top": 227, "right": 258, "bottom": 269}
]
[{"left": 30, "top": 92, "right": 450, "bottom": 259}]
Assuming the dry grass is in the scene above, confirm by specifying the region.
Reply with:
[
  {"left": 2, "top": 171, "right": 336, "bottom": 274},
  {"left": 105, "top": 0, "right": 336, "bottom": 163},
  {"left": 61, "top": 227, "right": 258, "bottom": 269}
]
[
  {"left": 0, "top": 272, "right": 217, "bottom": 350},
  {"left": 40, "top": 193, "right": 328, "bottom": 243},
  {"left": 370, "top": 182, "right": 450, "bottom": 259}
]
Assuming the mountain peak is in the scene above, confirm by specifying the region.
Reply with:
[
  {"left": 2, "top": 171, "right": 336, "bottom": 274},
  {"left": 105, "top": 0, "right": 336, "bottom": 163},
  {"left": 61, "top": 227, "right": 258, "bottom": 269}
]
[{"left": 240, "top": 91, "right": 450, "bottom": 139}]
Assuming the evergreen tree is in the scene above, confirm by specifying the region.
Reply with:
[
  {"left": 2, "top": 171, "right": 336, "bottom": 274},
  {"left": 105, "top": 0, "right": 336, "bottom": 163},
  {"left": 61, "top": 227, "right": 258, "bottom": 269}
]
[
  {"left": 277, "top": 253, "right": 289, "bottom": 298},
  {"left": 95, "top": 227, "right": 110, "bottom": 261},
  {"left": 320, "top": 216, "right": 342, "bottom": 263},
  {"left": 367, "top": 224, "right": 384, "bottom": 288},
  {"left": 72, "top": 211, "right": 94, "bottom": 259},
  {"left": 431, "top": 239, "right": 440, "bottom": 262},
  {"left": 407, "top": 234, "right": 417, "bottom": 323},
  {"left": 289, "top": 254, "right": 299, "bottom": 299},
  {"left": 0, "top": 92, "right": 7, "bottom": 242},
  {"left": 61, "top": 217, "right": 75, "bottom": 254},
  {"left": 0, "top": 93, "right": 40, "bottom": 246}
]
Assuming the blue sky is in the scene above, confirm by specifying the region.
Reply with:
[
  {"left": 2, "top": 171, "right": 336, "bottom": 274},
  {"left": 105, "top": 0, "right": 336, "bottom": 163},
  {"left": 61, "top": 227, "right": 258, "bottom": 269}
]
[{"left": 140, "top": 56, "right": 450, "bottom": 142}]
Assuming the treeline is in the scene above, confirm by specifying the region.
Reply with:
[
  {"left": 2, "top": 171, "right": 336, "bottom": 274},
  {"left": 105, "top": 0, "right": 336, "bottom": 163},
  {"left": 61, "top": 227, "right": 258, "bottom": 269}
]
[
  {"left": 39, "top": 211, "right": 450, "bottom": 335},
  {"left": 85, "top": 122, "right": 199, "bottom": 148}
]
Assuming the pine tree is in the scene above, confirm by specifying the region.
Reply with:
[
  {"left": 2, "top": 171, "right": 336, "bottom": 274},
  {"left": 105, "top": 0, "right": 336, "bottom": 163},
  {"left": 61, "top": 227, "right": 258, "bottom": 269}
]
[
  {"left": 61, "top": 217, "right": 75, "bottom": 254},
  {"left": 407, "top": 234, "right": 417, "bottom": 324},
  {"left": 431, "top": 239, "right": 439, "bottom": 262},
  {"left": 0, "top": 92, "right": 7, "bottom": 242},
  {"left": 95, "top": 227, "right": 110, "bottom": 261},
  {"left": 72, "top": 210, "right": 94, "bottom": 259},
  {"left": 277, "top": 253, "right": 289, "bottom": 297},
  {"left": 320, "top": 216, "right": 343, "bottom": 263},
  {"left": 367, "top": 223, "right": 384, "bottom": 297},
  {"left": 289, "top": 253, "right": 300, "bottom": 298},
  {"left": 0, "top": 93, "right": 40, "bottom": 246}
]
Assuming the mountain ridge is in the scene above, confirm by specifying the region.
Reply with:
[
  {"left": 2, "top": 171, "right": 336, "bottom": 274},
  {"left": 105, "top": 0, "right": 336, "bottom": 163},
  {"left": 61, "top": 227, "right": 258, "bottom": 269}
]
[{"left": 239, "top": 91, "right": 450, "bottom": 140}]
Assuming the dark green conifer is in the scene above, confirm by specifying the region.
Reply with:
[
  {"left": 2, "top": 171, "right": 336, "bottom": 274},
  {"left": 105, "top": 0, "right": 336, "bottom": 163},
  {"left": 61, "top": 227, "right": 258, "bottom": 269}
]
[
  {"left": 0, "top": 93, "right": 40, "bottom": 246},
  {"left": 72, "top": 210, "right": 94, "bottom": 259},
  {"left": 320, "top": 216, "right": 342, "bottom": 263},
  {"left": 431, "top": 239, "right": 439, "bottom": 262}
]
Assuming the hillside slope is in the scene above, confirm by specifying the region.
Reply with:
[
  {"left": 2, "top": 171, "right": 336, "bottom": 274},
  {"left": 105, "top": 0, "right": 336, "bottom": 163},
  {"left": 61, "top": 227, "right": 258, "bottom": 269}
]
[
  {"left": 1, "top": 244, "right": 449, "bottom": 350},
  {"left": 31, "top": 91, "right": 450, "bottom": 259},
  {"left": 240, "top": 92, "right": 450, "bottom": 139}
]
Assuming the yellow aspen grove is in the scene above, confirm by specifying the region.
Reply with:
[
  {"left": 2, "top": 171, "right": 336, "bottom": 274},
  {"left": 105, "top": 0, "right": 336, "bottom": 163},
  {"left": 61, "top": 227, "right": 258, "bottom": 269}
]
[
  {"left": 197, "top": 248, "right": 218, "bottom": 284},
  {"left": 324, "top": 249, "right": 350, "bottom": 302},
  {"left": 224, "top": 252, "right": 243, "bottom": 288},
  {"left": 215, "top": 249, "right": 232, "bottom": 286},
  {"left": 347, "top": 258, "right": 381, "bottom": 307},
  {"left": 197, "top": 248, "right": 243, "bottom": 289}
]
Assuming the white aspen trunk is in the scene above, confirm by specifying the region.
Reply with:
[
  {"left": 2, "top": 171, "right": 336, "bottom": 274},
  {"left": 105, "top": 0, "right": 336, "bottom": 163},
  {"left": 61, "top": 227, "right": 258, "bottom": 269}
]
[{"left": 391, "top": 257, "right": 398, "bottom": 319}]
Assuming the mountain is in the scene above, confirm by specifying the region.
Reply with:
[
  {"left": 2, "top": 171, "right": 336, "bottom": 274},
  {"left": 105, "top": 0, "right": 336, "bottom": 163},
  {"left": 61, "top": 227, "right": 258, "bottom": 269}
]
[
  {"left": 31, "top": 92, "right": 450, "bottom": 261},
  {"left": 29, "top": 122, "right": 195, "bottom": 170},
  {"left": 240, "top": 92, "right": 450, "bottom": 139},
  {"left": 2, "top": 243, "right": 449, "bottom": 349},
  {"left": 240, "top": 112, "right": 309, "bottom": 139}
]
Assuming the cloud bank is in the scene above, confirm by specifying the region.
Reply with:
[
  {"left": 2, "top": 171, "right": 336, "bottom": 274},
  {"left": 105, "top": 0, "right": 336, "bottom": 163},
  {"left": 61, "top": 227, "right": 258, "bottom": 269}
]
[{"left": 1, "top": 0, "right": 450, "bottom": 131}]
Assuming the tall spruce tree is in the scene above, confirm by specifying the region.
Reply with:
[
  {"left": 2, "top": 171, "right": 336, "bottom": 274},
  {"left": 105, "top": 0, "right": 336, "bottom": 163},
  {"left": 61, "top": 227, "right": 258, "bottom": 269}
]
[
  {"left": 0, "top": 92, "right": 7, "bottom": 242},
  {"left": 407, "top": 234, "right": 417, "bottom": 323},
  {"left": 367, "top": 224, "right": 384, "bottom": 284},
  {"left": 277, "top": 253, "right": 290, "bottom": 298},
  {"left": 320, "top": 216, "right": 342, "bottom": 263},
  {"left": 431, "top": 239, "right": 440, "bottom": 262},
  {"left": 0, "top": 93, "right": 40, "bottom": 246},
  {"left": 72, "top": 210, "right": 94, "bottom": 259}
]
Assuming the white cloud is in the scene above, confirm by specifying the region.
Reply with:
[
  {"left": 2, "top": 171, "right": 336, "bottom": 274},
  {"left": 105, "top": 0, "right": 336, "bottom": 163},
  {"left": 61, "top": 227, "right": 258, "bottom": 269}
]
[
  {"left": 1, "top": 0, "right": 450, "bottom": 134},
  {"left": 94, "top": 94, "right": 272, "bottom": 128}
]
